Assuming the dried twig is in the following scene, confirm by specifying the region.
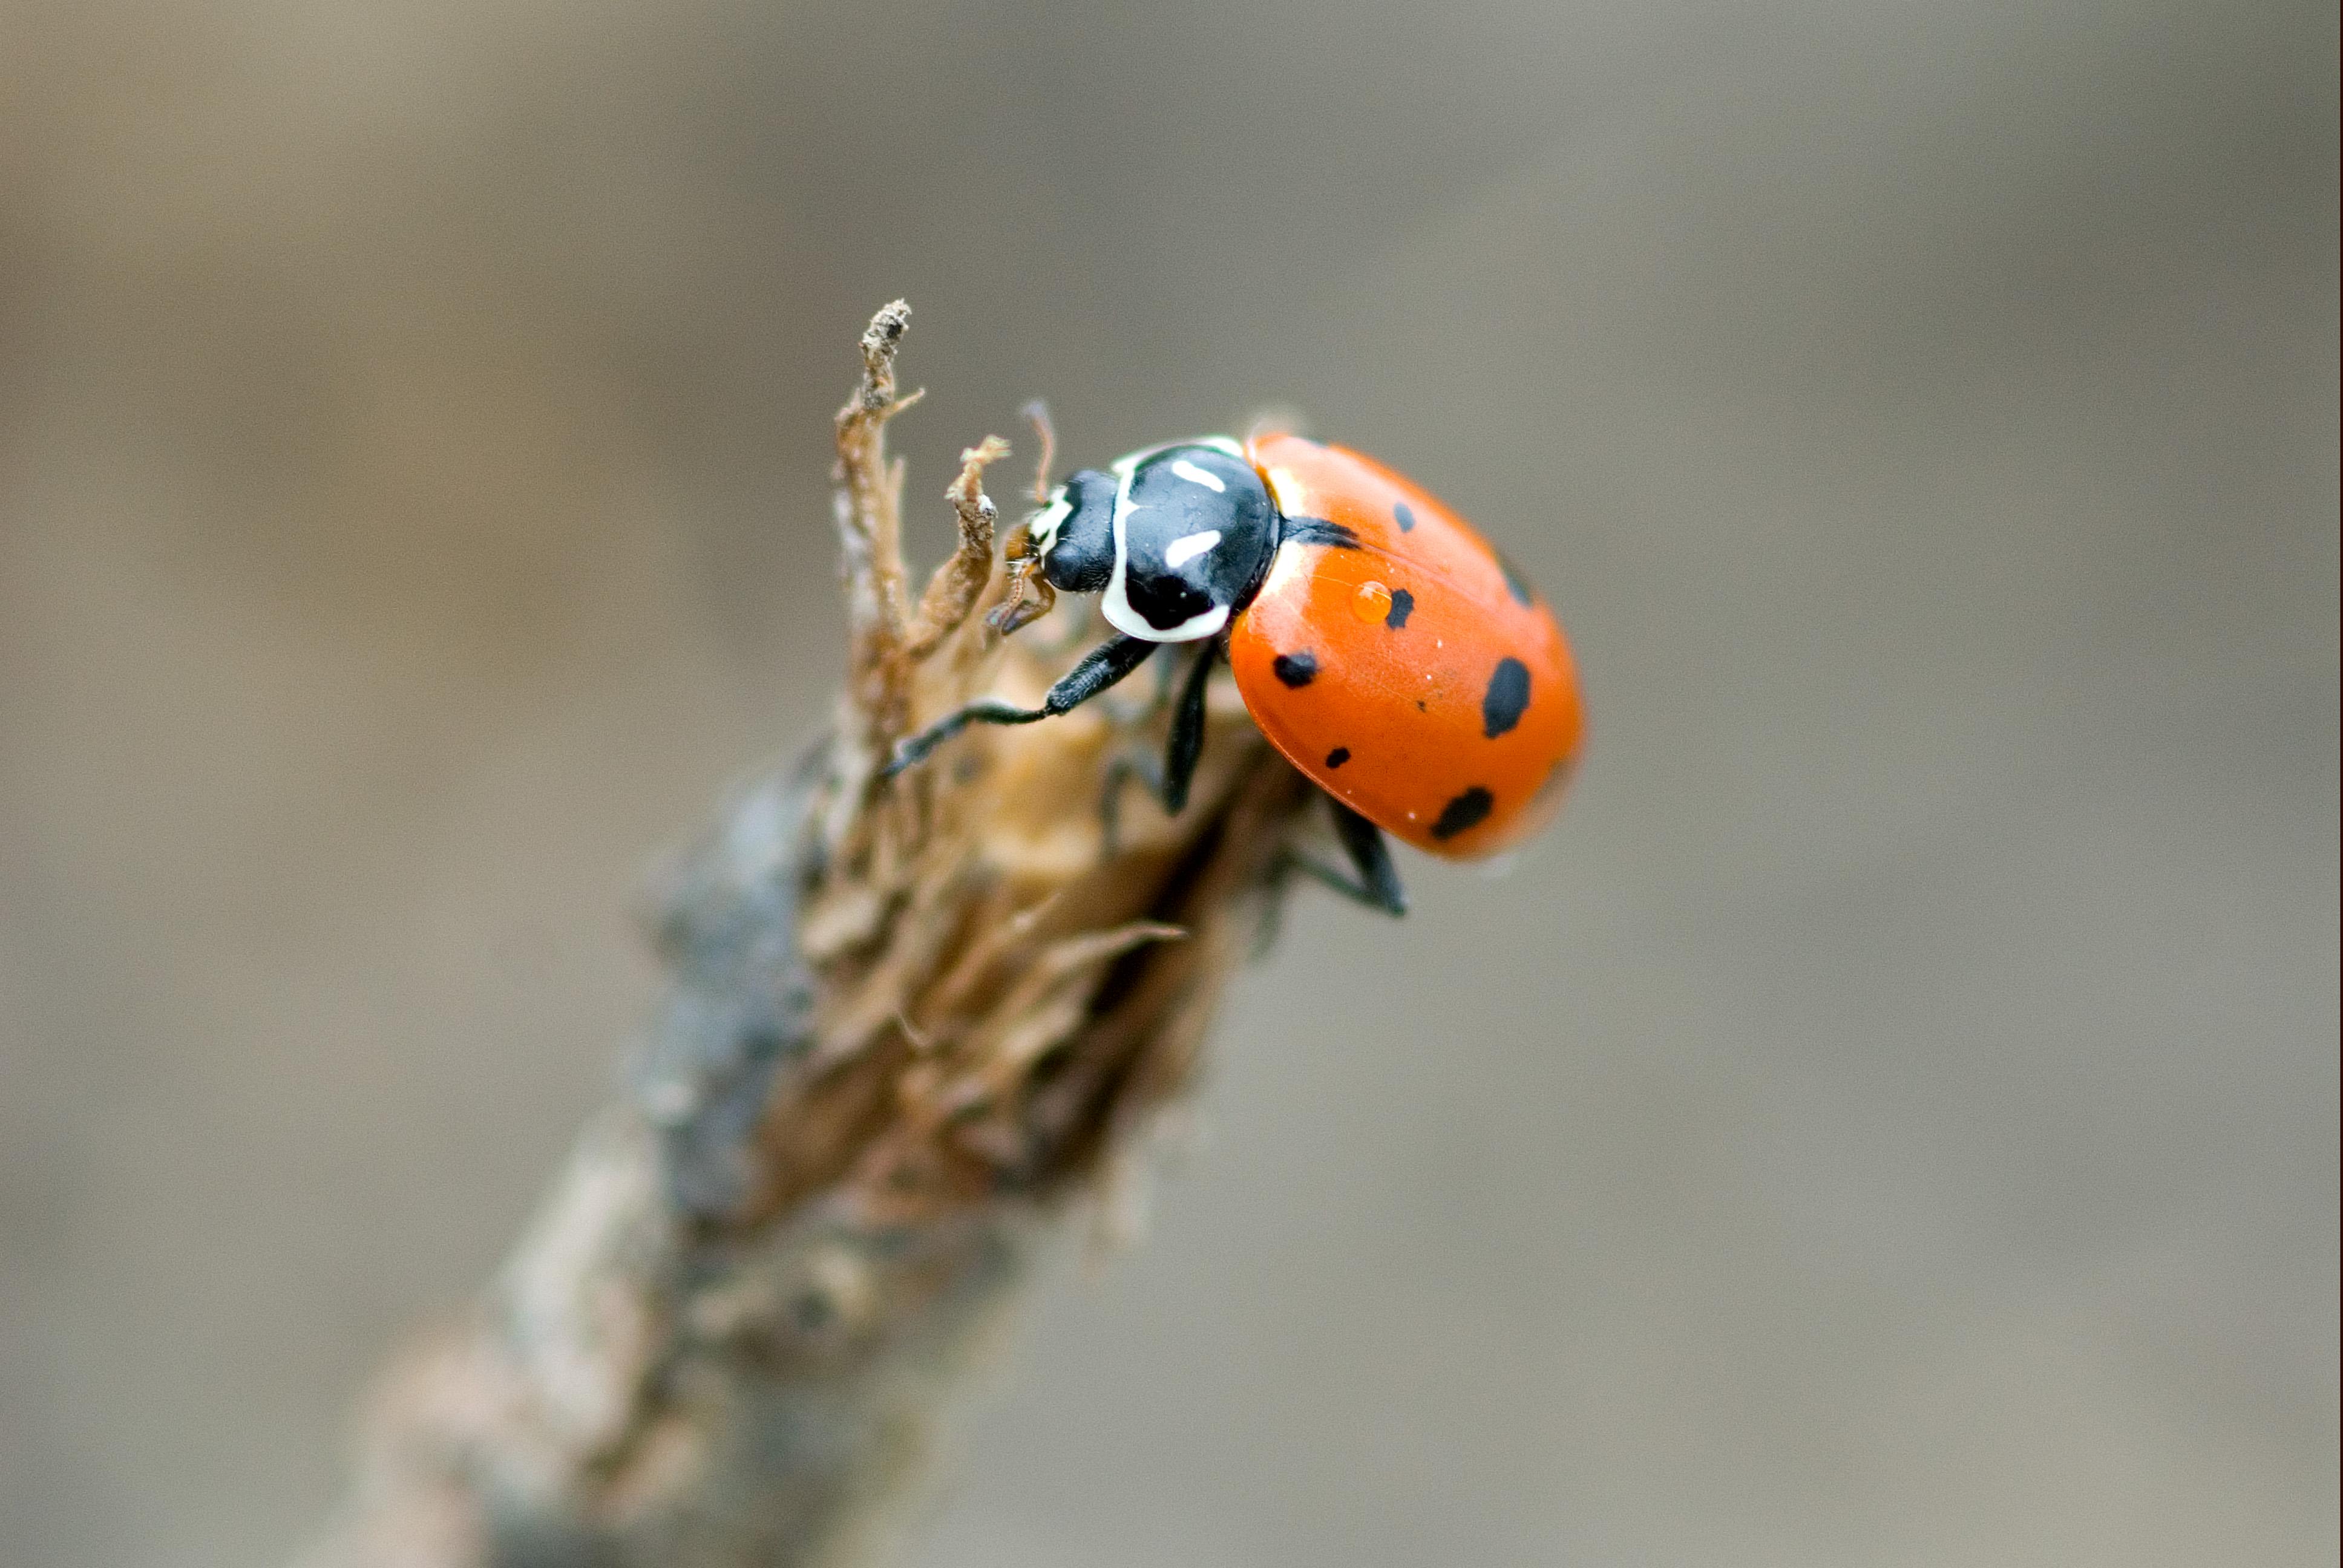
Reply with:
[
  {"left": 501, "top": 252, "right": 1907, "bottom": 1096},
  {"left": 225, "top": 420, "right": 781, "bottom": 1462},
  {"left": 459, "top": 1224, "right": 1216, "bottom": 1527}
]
[
  {"left": 900, "top": 436, "right": 1009, "bottom": 662},
  {"left": 295, "top": 302, "right": 1317, "bottom": 1568}
]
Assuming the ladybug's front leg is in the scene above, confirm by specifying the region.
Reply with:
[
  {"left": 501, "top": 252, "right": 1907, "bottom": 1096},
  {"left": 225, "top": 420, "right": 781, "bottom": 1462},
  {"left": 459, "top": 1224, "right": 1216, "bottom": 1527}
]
[{"left": 885, "top": 634, "right": 1156, "bottom": 777}]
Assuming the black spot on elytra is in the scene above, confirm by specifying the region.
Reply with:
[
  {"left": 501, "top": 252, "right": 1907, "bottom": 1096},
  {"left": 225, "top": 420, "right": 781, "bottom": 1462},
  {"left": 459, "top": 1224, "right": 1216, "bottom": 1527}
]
[
  {"left": 1325, "top": 746, "right": 1351, "bottom": 769},
  {"left": 1394, "top": 501, "right": 1416, "bottom": 532},
  {"left": 1384, "top": 587, "right": 1415, "bottom": 630},
  {"left": 1481, "top": 657, "right": 1531, "bottom": 737},
  {"left": 1430, "top": 786, "right": 1495, "bottom": 840},
  {"left": 1273, "top": 650, "right": 1319, "bottom": 687},
  {"left": 1497, "top": 552, "right": 1536, "bottom": 608}
]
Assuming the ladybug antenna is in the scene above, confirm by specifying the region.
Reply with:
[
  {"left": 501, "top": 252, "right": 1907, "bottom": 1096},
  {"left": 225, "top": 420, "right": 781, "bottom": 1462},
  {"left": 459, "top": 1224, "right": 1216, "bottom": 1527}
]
[{"left": 1021, "top": 399, "right": 1057, "bottom": 505}]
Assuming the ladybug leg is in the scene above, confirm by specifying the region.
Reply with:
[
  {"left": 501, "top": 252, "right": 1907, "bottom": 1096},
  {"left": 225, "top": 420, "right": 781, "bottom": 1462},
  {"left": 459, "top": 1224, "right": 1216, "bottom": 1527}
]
[
  {"left": 1098, "top": 630, "right": 1178, "bottom": 726},
  {"left": 1158, "top": 642, "right": 1216, "bottom": 815},
  {"left": 885, "top": 634, "right": 1156, "bottom": 777},
  {"left": 1282, "top": 795, "right": 1409, "bottom": 917},
  {"left": 1099, "top": 644, "right": 1216, "bottom": 851}
]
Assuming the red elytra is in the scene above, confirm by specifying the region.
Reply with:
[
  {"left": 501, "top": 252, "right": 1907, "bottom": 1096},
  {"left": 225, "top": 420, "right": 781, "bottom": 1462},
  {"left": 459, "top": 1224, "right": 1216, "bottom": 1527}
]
[{"left": 1227, "top": 433, "right": 1584, "bottom": 858}]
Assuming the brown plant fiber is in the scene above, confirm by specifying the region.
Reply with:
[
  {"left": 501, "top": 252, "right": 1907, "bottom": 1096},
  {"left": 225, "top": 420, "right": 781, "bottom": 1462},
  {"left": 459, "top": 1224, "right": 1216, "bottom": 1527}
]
[{"left": 295, "top": 302, "right": 1317, "bottom": 1568}]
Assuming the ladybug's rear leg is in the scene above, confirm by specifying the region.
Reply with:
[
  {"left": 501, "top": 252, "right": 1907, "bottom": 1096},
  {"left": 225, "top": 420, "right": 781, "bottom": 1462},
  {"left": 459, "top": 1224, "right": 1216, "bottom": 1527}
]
[
  {"left": 885, "top": 634, "right": 1156, "bottom": 776},
  {"left": 1281, "top": 795, "right": 1409, "bottom": 917},
  {"left": 1101, "top": 643, "right": 1216, "bottom": 851}
]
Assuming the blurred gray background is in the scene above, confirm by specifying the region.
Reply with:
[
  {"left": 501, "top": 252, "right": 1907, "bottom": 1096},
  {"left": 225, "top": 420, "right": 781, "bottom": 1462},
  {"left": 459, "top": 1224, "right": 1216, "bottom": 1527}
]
[{"left": 1, "top": 1, "right": 2335, "bottom": 1564}]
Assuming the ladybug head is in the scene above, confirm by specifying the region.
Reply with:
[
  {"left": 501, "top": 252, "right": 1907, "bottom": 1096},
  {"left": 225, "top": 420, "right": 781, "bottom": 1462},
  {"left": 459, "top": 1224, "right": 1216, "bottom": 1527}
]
[{"left": 1029, "top": 466, "right": 1119, "bottom": 596}]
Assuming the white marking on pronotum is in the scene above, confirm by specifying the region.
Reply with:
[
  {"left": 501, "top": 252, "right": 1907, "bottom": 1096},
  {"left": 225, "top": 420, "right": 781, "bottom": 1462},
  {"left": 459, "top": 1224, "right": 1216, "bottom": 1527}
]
[
  {"left": 1164, "top": 529, "right": 1222, "bottom": 568},
  {"left": 1170, "top": 458, "right": 1226, "bottom": 492},
  {"left": 1103, "top": 560, "right": 1228, "bottom": 642},
  {"left": 1102, "top": 439, "right": 1241, "bottom": 642}
]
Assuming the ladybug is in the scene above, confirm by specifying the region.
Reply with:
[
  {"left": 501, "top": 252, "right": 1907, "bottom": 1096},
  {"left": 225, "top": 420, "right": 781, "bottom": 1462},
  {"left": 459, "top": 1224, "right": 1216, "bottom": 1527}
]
[{"left": 886, "top": 430, "right": 1584, "bottom": 914}]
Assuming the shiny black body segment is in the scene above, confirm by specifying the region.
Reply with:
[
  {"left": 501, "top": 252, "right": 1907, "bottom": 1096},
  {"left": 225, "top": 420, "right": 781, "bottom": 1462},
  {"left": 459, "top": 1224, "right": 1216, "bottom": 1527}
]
[{"left": 1112, "top": 445, "right": 1277, "bottom": 635}]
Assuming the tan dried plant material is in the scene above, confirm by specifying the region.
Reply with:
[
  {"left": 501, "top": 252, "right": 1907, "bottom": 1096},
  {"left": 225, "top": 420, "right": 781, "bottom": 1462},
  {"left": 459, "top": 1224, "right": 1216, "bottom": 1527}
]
[{"left": 296, "top": 301, "right": 1318, "bottom": 1568}]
